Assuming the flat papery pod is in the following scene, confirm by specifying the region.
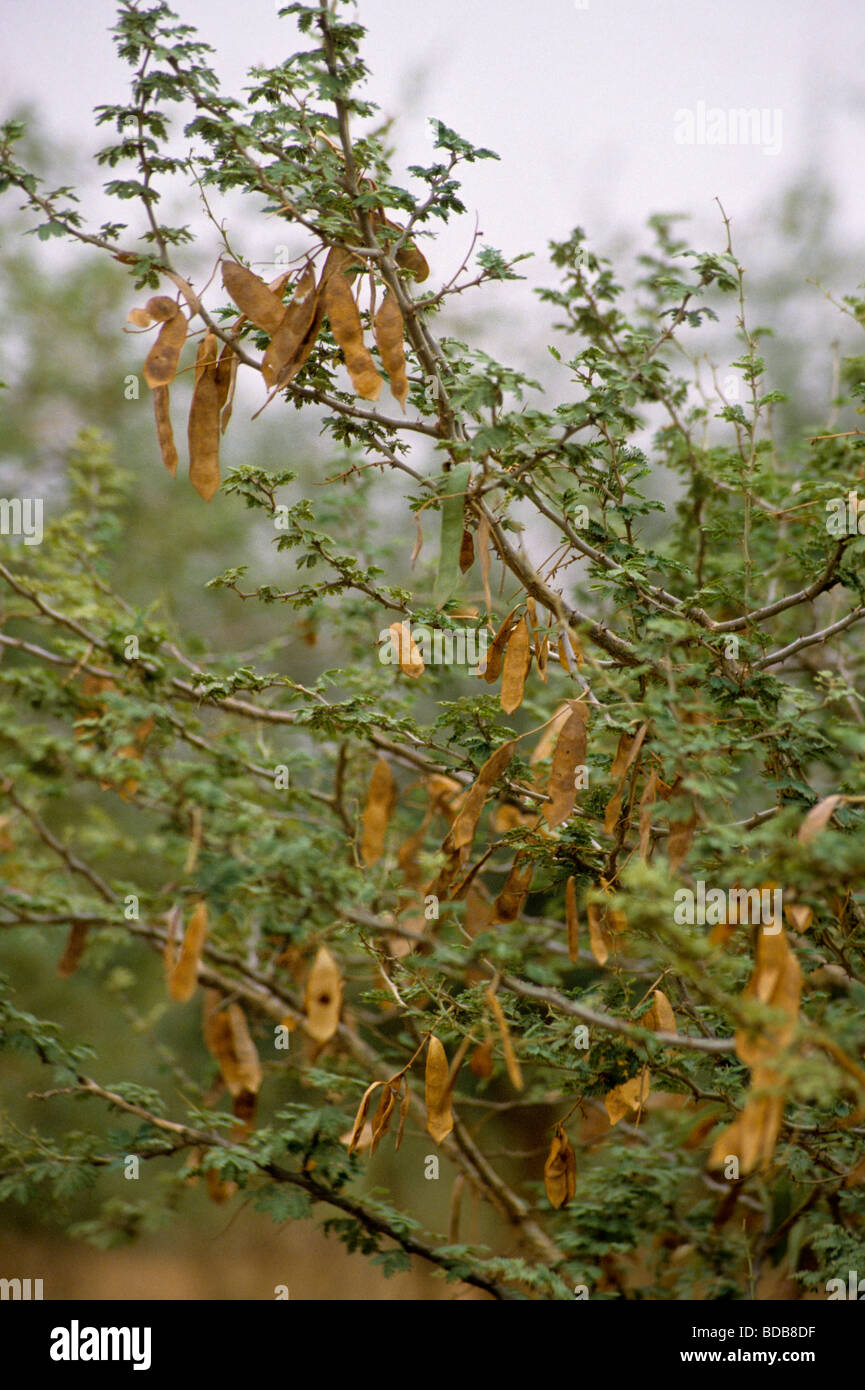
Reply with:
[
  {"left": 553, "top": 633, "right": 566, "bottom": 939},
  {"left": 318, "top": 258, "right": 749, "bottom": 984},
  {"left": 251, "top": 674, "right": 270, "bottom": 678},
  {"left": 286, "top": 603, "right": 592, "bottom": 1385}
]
[
  {"left": 127, "top": 305, "right": 153, "bottom": 327},
  {"left": 370, "top": 1080, "right": 399, "bottom": 1154},
  {"left": 603, "top": 786, "right": 624, "bottom": 837},
  {"left": 500, "top": 616, "right": 532, "bottom": 715},
  {"left": 373, "top": 290, "right": 409, "bottom": 409},
  {"left": 143, "top": 307, "right": 187, "bottom": 388},
  {"left": 345, "top": 1079, "right": 384, "bottom": 1155},
  {"left": 187, "top": 331, "right": 221, "bottom": 501},
  {"left": 470, "top": 1039, "right": 494, "bottom": 1078},
  {"left": 269, "top": 245, "right": 350, "bottom": 389},
  {"left": 388, "top": 620, "right": 424, "bottom": 678},
  {"left": 565, "top": 875, "right": 579, "bottom": 964},
  {"left": 486, "top": 988, "right": 523, "bottom": 1091},
  {"left": 56, "top": 921, "right": 89, "bottom": 978},
  {"left": 443, "top": 739, "right": 517, "bottom": 855},
  {"left": 323, "top": 271, "right": 382, "bottom": 401},
  {"left": 587, "top": 900, "right": 612, "bottom": 966},
  {"left": 544, "top": 1123, "right": 577, "bottom": 1209},
  {"left": 145, "top": 295, "right": 180, "bottom": 322},
  {"left": 543, "top": 701, "right": 588, "bottom": 829},
  {"left": 784, "top": 903, "right": 813, "bottom": 933},
  {"left": 644, "top": 989, "right": 677, "bottom": 1034},
  {"left": 360, "top": 756, "right": 397, "bottom": 866},
  {"left": 151, "top": 384, "right": 179, "bottom": 476},
  {"left": 735, "top": 929, "right": 801, "bottom": 1067},
  {"left": 798, "top": 794, "right": 843, "bottom": 845},
  {"left": 491, "top": 853, "right": 534, "bottom": 925},
  {"left": 262, "top": 263, "right": 318, "bottom": 388},
  {"left": 168, "top": 899, "right": 208, "bottom": 1002},
  {"left": 530, "top": 703, "right": 573, "bottom": 767},
  {"left": 425, "top": 1035, "right": 454, "bottom": 1144},
  {"left": 396, "top": 242, "right": 430, "bottom": 283},
  {"left": 482, "top": 606, "right": 521, "bottom": 684},
  {"left": 604, "top": 1067, "right": 650, "bottom": 1126},
  {"left": 304, "top": 945, "right": 343, "bottom": 1043},
  {"left": 221, "top": 259, "right": 287, "bottom": 336},
  {"left": 217, "top": 1003, "right": 263, "bottom": 1098}
]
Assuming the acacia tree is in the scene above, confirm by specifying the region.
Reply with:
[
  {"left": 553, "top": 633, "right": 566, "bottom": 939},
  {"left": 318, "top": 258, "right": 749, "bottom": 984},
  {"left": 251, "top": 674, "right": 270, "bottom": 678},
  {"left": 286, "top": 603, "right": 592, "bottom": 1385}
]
[{"left": 1, "top": 0, "right": 865, "bottom": 1302}]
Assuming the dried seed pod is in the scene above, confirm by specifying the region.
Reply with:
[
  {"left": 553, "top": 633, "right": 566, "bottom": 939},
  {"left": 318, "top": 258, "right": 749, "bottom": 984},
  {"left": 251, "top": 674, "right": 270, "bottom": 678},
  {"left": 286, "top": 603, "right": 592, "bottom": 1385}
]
[
  {"left": 500, "top": 616, "right": 531, "bottom": 714},
  {"left": 304, "top": 945, "right": 343, "bottom": 1042},
  {"left": 168, "top": 899, "right": 209, "bottom": 1002},
  {"left": 360, "top": 757, "right": 397, "bottom": 866},
  {"left": 152, "top": 385, "right": 178, "bottom": 475},
  {"left": 262, "top": 263, "right": 318, "bottom": 388},
  {"left": 544, "top": 1123, "right": 577, "bottom": 1208},
  {"left": 221, "top": 260, "right": 287, "bottom": 336},
  {"left": 323, "top": 272, "right": 382, "bottom": 400},
  {"left": 188, "top": 332, "right": 221, "bottom": 501},
  {"left": 143, "top": 306, "right": 187, "bottom": 388},
  {"left": 425, "top": 1035, "right": 454, "bottom": 1144},
  {"left": 373, "top": 290, "right": 408, "bottom": 409}
]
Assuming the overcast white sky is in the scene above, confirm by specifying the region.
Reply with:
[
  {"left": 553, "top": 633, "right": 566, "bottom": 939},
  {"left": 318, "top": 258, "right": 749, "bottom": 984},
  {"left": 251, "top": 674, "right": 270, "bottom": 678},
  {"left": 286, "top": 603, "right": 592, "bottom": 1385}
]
[
  {"left": 3, "top": 0, "right": 863, "bottom": 257},
  {"left": 2, "top": 0, "right": 863, "bottom": 410}
]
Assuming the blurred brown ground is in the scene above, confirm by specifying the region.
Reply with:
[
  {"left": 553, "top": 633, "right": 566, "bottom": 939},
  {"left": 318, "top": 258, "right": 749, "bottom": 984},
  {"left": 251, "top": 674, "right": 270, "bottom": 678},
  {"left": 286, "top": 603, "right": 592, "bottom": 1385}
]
[{"left": 0, "top": 1222, "right": 488, "bottom": 1301}]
